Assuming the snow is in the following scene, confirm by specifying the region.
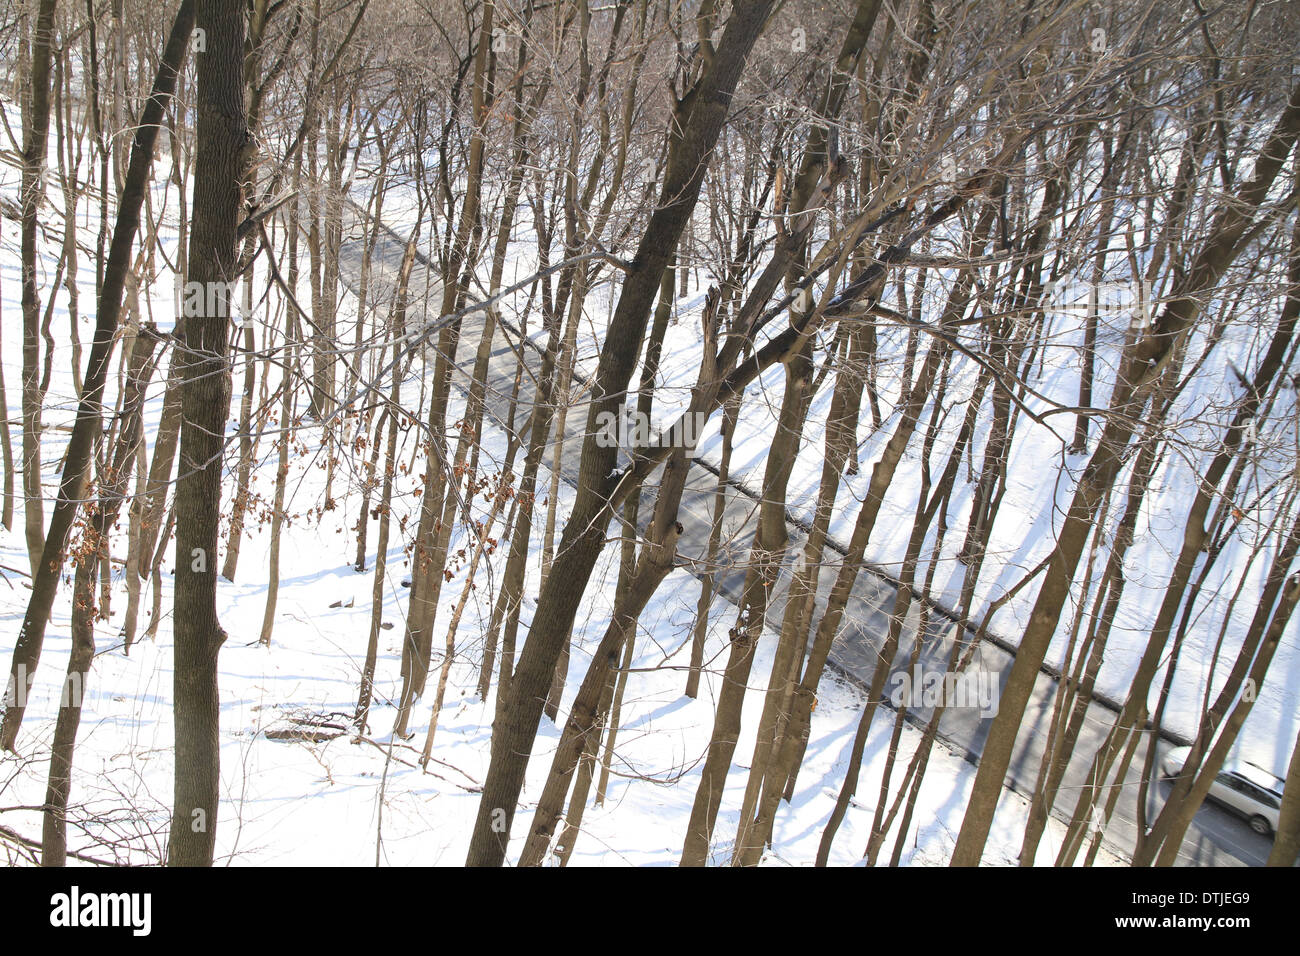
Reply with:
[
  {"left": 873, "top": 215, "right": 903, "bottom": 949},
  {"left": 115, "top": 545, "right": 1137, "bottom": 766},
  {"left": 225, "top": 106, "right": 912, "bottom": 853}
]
[{"left": 0, "top": 88, "right": 1285, "bottom": 865}]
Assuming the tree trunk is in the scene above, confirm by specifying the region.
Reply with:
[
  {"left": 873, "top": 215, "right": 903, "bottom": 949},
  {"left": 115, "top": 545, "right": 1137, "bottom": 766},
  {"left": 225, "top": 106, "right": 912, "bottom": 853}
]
[
  {"left": 951, "top": 84, "right": 1300, "bottom": 866},
  {"left": 466, "top": 4, "right": 775, "bottom": 865},
  {"left": 42, "top": 328, "right": 160, "bottom": 865},
  {"left": 168, "top": 0, "right": 244, "bottom": 867},
  {"left": 1, "top": 0, "right": 195, "bottom": 751},
  {"left": 1268, "top": 727, "right": 1300, "bottom": 867},
  {"left": 19, "top": 0, "right": 58, "bottom": 575}
]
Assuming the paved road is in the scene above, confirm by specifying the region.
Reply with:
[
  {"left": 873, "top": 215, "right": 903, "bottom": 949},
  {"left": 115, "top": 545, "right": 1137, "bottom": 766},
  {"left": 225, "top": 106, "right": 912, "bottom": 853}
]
[{"left": 331, "top": 201, "right": 1275, "bottom": 866}]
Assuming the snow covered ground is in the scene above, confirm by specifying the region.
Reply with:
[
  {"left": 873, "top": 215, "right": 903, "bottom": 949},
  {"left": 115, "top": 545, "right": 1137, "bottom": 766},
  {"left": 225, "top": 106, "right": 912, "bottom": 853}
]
[
  {"left": 0, "top": 314, "right": 1115, "bottom": 865},
  {"left": 1, "top": 87, "right": 1285, "bottom": 865},
  {"left": 376, "top": 161, "right": 1300, "bottom": 780}
]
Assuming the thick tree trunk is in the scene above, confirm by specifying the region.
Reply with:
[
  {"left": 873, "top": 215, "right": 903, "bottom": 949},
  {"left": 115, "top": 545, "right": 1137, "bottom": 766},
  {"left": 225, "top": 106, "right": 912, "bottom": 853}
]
[
  {"left": 1268, "top": 727, "right": 1300, "bottom": 867},
  {"left": 168, "top": 0, "right": 244, "bottom": 867}
]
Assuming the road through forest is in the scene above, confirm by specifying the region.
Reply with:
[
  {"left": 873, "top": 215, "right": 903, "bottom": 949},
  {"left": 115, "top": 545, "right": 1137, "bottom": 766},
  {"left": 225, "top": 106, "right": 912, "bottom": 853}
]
[{"left": 331, "top": 201, "right": 1272, "bottom": 867}]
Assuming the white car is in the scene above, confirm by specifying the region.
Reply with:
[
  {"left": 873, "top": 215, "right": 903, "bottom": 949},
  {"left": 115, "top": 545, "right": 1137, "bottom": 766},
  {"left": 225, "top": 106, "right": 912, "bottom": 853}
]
[{"left": 1160, "top": 745, "right": 1284, "bottom": 836}]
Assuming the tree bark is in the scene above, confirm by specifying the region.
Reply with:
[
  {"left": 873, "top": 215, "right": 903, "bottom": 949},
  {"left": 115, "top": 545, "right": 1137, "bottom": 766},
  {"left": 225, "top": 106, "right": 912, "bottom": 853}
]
[
  {"left": 168, "top": 0, "right": 245, "bottom": 867},
  {"left": 19, "top": 0, "right": 58, "bottom": 575}
]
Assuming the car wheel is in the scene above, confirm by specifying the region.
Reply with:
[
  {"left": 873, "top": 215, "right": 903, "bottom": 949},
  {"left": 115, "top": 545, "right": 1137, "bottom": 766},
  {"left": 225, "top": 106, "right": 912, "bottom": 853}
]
[{"left": 1248, "top": 814, "right": 1272, "bottom": 836}]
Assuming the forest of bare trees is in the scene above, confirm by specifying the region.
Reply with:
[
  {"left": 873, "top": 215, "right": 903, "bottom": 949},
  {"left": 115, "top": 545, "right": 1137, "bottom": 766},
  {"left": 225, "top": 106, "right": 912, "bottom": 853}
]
[{"left": 0, "top": 0, "right": 1297, "bottom": 874}]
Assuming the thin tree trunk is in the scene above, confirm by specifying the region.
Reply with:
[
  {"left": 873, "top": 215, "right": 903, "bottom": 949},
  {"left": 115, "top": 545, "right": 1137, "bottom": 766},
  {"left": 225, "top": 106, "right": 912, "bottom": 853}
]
[
  {"left": 357, "top": 230, "right": 417, "bottom": 723},
  {"left": 259, "top": 155, "right": 308, "bottom": 646},
  {"left": 18, "top": 0, "right": 58, "bottom": 575},
  {"left": 951, "top": 85, "right": 1300, "bottom": 865},
  {"left": 681, "top": 334, "right": 815, "bottom": 867},
  {"left": 467, "top": 2, "right": 776, "bottom": 866},
  {"left": 393, "top": 1, "right": 496, "bottom": 736},
  {"left": 0, "top": 269, "right": 15, "bottom": 530},
  {"left": 220, "top": 277, "right": 260, "bottom": 582},
  {"left": 41, "top": 328, "right": 160, "bottom": 865},
  {"left": 1, "top": 0, "right": 195, "bottom": 750}
]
